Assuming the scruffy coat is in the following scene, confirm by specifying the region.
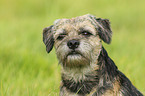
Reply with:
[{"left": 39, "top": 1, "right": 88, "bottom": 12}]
[{"left": 43, "top": 14, "right": 143, "bottom": 96}]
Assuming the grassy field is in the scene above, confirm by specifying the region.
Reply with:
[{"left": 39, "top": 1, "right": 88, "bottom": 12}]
[{"left": 0, "top": 0, "right": 145, "bottom": 95}]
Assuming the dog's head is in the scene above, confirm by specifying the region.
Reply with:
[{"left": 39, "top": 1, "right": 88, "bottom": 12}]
[{"left": 43, "top": 14, "right": 112, "bottom": 68}]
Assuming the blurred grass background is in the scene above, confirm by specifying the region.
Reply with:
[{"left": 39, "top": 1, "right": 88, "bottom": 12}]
[{"left": 0, "top": 0, "right": 145, "bottom": 95}]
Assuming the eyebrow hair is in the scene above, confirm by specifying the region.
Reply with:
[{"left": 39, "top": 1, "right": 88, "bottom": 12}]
[
  {"left": 58, "top": 29, "right": 67, "bottom": 35},
  {"left": 79, "top": 26, "right": 95, "bottom": 35},
  {"left": 55, "top": 28, "right": 67, "bottom": 35},
  {"left": 79, "top": 27, "right": 85, "bottom": 32}
]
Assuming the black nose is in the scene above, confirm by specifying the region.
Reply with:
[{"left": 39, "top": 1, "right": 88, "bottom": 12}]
[{"left": 67, "top": 40, "right": 80, "bottom": 50}]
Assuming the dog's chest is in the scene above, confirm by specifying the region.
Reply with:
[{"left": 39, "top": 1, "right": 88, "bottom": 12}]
[
  {"left": 60, "top": 66, "right": 99, "bottom": 96},
  {"left": 60, "top": 84, "right": 123, "bottom": 96},
  {"left": 60, "top": 67, "right": 123, "bottom": 96}
]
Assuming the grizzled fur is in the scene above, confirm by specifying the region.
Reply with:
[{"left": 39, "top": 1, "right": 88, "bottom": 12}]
[{"left": 43, "top": 14, "right": 143, "bottom": 96}]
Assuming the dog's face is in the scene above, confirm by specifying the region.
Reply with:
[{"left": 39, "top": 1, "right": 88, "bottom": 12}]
[{"left": 43, "top": 14, "right": 112, "bottom": 68}]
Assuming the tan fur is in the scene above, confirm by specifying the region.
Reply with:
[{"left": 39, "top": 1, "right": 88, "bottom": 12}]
[
  {"left": 53, "top": 15, "right": 103, "bottom": 96},
  {"left": 53, "top": 15, "right": 102, "bottom": 69},
  {"left": 43, "top": 14, "right": 143, "bottom": 96},
  {"left": 102, "top": 79, "right": 122, "bottom": 96},
  {"left": 60, "top": 80, "right": 123, "bottom": 96},
  {"left": 53, "top": 15, "right": 112, "bottom": 96}
]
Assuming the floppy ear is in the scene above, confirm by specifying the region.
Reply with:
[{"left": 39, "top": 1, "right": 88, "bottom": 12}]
[
  {"left": 95, "top": 18, "right": 112, "bottom": 44},
  {"left": 43, "top": 25, "right": 54, "bottom": 53}
]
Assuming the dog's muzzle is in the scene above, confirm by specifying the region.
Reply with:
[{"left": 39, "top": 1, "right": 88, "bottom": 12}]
[
  {"left": 58, "top": 39, "right": 91, "bottom": 67},
  {"left": 66, "top": 39, "right": 83, "bottom": 59}
]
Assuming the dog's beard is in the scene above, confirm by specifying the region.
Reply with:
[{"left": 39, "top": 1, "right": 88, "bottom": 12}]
[
  {"left": 56, "top": 41, "right": 92, "bottom": 68},
  {"left": 64, "top": 51, "right": 90, "bottom": 68}
]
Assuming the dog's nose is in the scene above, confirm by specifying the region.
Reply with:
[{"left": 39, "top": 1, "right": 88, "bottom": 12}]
[{"left": 67, "top": 40, "right": 80, "bottom": 50}]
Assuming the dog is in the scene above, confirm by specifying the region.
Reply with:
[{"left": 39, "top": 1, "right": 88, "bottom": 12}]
[{"left": 43, "top": 14, "right": 143, "bottom": 96}]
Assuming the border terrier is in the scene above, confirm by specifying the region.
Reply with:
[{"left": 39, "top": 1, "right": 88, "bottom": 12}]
[{"left": 43, "top": 14, "right": 143, "bottom": 96}]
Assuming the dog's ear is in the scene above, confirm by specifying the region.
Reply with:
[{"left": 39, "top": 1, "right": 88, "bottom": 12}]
[
  {"left": 43, "top": 25, "right": 54, "bottom": 53},
  {"left": 95, "top": 18, "right": 112, "bottom": 44}
]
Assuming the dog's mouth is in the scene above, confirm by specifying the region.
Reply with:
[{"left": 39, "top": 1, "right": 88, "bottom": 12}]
[
  {"left": 63, "top": 50, "right": 90, "bottom": 68},
  {"left": 66, "top": 50, "right": 87, "bottom": 60},
  {"left": 67, "top": 51, "right": 81, "bottom": 56}
]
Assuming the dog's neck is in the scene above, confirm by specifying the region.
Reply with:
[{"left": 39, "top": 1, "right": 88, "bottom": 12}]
[
  {"left": 60, "top": 47, "right": 118, "bottom": 95},
  {"left": 61, "top": 64, "right": 99, "bottom": 95},
  {"left": 61, "top": 63, "right": 98, "bottom": 82}
]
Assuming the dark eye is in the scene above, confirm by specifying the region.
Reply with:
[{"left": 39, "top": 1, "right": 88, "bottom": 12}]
[
  {"left": 57, "top": 35, "right": 66, "bottom": 40},
  {"left": 81, "top": 31, "right": 92, "bottom": 37}
]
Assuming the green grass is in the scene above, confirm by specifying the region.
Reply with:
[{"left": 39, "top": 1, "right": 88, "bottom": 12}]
[{"left": 0, "top": 0, "right": 145, "bottom": 95}]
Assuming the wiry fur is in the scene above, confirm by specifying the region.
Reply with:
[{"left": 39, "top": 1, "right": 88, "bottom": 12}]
[{"left": 43, "top": 14, "right": 143, "bottom": 96}]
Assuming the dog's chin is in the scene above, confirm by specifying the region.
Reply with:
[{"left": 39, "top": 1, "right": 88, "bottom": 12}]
[{"left": 62, "top": 52, "right": 90, "bottom": 68}]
